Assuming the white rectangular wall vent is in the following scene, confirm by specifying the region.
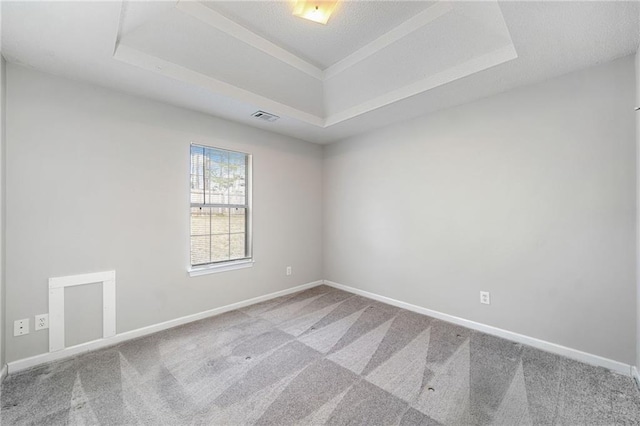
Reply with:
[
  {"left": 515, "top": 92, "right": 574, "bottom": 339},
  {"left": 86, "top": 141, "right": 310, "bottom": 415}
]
[
  {"left": 251, "top": 110, "right": 280, "bottom": 122},
  {"left": 48, "top": 270, "right": 116, "bottom": 352}
]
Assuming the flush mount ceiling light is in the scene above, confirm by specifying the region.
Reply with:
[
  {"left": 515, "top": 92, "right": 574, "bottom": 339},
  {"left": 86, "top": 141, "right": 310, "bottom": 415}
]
[{"left": 292, "top": 0, "right": 338, "bottom": 25}]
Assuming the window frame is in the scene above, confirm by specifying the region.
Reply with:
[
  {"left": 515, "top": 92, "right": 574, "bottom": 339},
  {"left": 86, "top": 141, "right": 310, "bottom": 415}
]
[{"left": 188, "top": 143, "right": 253, "bottom": 277}]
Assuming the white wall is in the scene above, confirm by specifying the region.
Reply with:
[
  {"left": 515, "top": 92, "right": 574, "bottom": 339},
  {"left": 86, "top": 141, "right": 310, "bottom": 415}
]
[
  {"left": 324, "top": 55, "right": 636, "bottom": 364},
  {"left": 5, "top": 64, "right": 323, "bottom": 363}
]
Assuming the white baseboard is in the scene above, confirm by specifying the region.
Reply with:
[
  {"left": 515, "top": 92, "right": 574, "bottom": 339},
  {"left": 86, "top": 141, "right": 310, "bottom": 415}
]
[
  {"left": 7, "top": 280, "right": 323, "bottom": 374},
  {"left": 0, "top": 364, "right": 7, "bottom": 383},
  {"left": 323, "top": 280, "right": 633, "bottom": 377},
  {"left": 632, "top": 366, "right": 640, "bottom": 390},
  {"left": 7, "top": 278, "right": 634, "bottom": 379}
]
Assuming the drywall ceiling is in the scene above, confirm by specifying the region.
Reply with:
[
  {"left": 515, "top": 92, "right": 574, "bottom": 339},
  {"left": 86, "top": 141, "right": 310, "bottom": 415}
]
[
  {"left": 201, "top": 1, "right": 435, "bottom": 69},
  {"left": 2, "top": 1, "right": 638, "bottom": 144}
]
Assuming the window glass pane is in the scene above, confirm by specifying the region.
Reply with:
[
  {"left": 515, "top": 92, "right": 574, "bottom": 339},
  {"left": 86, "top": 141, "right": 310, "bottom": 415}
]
[
  {"left": 230, "top": 208, "right": 245, "bottom": 233},
  {"left": 211, "top": 208, "right": 230, "bottom": 235},
  {"left": 211, "top": 234, "right": 230, "bottom": 262},
  {"left": 191, "top": 235, "right": 210, "bottom": 265},
  {"left": 190, "top": 145, "right": 205, "bottom": 204},
  {"left": 230, "top": 233, "right": 246, "bottom": 259},
  {"left": 206, "top": 148, "right": 229, "bottom": 205},
  {"left": 191, "top": 207, "right": 210, "bottom": 236},
  {"left": 229, "top": 152, "right": 246, "bottom": 205}
]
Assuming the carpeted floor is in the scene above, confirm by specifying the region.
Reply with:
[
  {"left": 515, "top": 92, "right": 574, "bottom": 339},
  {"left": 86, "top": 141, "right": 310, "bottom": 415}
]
[{"left": 1, "top": 284, "right": 639, "bottom": 425}]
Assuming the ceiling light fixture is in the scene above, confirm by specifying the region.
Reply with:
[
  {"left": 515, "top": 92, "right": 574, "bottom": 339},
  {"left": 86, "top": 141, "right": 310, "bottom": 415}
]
[{"left": 292, "top": 0, "right": 338, "bottom": 25}]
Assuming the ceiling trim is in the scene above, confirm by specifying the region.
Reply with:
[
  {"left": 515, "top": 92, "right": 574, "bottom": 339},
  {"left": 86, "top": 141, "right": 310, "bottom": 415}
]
[
  {"left": 113, "top": 43, "right": 325, "bottom": 127},
  {"left": 113, "top": 1, "right": 126, "bottom": 54},
  {"left": 175, "top": 0, "right": 324, "bottom": 81},
  {"left": 323, "top": 2, "right": 453, "bottom": 80},
  {"left": 324, "top": 44, "right": 518, "bottom": 126}
]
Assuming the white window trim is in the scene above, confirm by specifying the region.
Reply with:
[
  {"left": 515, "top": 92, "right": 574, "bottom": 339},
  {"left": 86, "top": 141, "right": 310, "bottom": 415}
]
[
  {"left": 188, "top": 259, "right": 254, "bottom": 277},
  {"left": 188, "top": 143, "right": 253, "bottom": 276}
]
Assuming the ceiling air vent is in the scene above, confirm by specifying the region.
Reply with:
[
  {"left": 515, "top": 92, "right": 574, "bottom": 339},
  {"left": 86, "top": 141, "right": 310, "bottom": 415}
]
[{"left": 251, "top": 110, "right": 280, "bottom": 122}]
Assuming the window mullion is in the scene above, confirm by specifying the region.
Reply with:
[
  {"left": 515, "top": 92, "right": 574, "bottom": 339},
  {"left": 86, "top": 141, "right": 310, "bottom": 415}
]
[
  {"left": 202, "top": 146, "right": 207, "bottom": 205},
  {"left": 208, "top": 207, "right": 212, "bottom": 264}
]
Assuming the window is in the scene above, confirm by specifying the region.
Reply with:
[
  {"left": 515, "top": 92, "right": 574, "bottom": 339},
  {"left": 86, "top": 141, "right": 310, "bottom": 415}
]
[{"left": 189, "top": 144, "right": 252, "bottom": 274}]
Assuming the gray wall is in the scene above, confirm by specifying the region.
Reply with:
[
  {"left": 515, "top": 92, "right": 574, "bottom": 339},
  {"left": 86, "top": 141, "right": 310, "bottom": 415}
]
[
  {"left": 5, "top": 64, "right": 324, "bottom": 363},
  {"left": 636, "top": 46, "right": 640, "bottom": 372},
  {"left": 3, "top": 56, "right": 638, "bottom": 367},
  {"left": 324, "top": 55, "right": 637, "bottom": 365},
  {"left": 1, "top": 55, "right": 5, "bottom": 369}
]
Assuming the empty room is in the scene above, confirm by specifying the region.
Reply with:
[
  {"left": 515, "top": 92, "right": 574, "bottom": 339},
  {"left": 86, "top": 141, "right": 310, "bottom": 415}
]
[{"left": 1, "top": 0, "right": 640, "bottom": 424}]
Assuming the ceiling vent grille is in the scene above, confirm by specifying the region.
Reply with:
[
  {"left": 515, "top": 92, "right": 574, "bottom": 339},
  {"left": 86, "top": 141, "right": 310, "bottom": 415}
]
[{"left": 251, "top": 110, "right": 280, "bottom": 122}]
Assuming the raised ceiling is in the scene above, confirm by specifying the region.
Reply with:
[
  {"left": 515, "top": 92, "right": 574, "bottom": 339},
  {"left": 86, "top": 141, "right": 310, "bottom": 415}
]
[
  {"left": 201, "top": 1, "right": 435, "bottom": 69},
  {"left": 2, "top": 1, "right": 639, "bottom": 144},
  {"left": 115, "top": 0, "right": 516, "bottom": 128}
]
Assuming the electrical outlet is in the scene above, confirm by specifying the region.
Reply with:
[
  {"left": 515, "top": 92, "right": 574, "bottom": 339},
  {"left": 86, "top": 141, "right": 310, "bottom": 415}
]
[
  {"left": 14, "top": 319, "right": 30, "bottom": 336},
  {"left": 480, "top": 291, "right": 491, "bottom": 305},
  {"left": 35, "top": 314, "right": 49, "bottom": 331},
  {"left": 286, "top": 266, "right": 292, "bottom": 276}
]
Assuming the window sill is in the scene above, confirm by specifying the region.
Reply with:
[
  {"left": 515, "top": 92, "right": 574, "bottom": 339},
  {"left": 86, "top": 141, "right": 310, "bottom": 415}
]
[{"left": 188, "top": 259, "right": 254, "bottom": 277}]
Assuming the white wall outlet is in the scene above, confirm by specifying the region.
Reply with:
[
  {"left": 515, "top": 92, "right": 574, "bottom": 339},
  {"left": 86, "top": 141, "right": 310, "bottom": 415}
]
[
  {"left": 35, "top": 314, "right": 49, "bottom": 331},
  {"left": 480, "top": 291, "right": 491, "bottom": 305},
  {"left": 14, "top": 318, "right": 30, "bottom": 336},
  {"left": 286, "top": 266, "right": 292, "bottom": 276}
]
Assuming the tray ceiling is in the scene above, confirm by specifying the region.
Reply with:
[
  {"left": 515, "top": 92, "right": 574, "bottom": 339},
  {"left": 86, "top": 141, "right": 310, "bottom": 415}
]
[
  {"left": 115, "top": 0, "right": 517, "bottom": 128},
  {"left": 2, "top": 1, "right": 638, "bottom": 144},
  {"left": 201, "top": 1, "right": 435, "bottom": 69}
]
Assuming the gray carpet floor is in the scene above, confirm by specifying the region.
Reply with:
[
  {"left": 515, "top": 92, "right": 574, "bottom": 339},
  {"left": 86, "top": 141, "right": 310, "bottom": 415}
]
[{"left": 1, "top": 285, "right": 639, "bottom": 425}]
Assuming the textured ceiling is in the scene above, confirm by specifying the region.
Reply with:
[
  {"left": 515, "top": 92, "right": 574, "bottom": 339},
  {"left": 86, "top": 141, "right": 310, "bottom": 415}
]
[
  {"left": 2, "top": 1, "right": 638, "bottom": 144},
  {"left": 202, "top": 1, "right": 434, "bottom": 69}
]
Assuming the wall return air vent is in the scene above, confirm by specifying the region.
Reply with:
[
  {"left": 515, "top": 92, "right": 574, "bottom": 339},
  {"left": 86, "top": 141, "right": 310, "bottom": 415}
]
[{"left": 251, "top": 110, "right": 280, "bottom": 122}]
